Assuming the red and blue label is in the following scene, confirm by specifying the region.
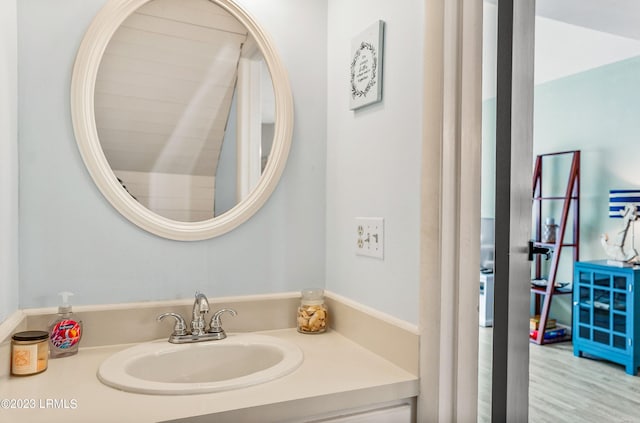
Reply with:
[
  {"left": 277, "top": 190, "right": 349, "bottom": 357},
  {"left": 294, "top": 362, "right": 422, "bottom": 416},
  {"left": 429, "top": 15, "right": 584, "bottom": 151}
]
[{"left": 50, "top": 320, "right": 81, "bottom": 349}]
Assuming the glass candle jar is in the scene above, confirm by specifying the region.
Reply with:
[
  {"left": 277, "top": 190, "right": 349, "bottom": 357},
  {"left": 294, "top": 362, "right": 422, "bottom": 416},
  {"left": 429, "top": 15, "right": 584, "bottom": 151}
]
[
  {"left": 542, "top": 217, "right": 558, "bottom": 243},
  {"left": 297, "top": 289, "right": 328, "bottom": 334},
  {"left": 11, "top": 330, "right": 49, "bottom": 376}
]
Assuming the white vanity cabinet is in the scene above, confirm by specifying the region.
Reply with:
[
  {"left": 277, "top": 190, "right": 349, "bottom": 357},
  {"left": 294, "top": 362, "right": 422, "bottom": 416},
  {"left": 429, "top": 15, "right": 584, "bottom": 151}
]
[
  {"left": 170, "top": 399, "right": 416, "bottom": 423},
  {"left": 310, "top": 403, "right": 412, "bottom": 422}
]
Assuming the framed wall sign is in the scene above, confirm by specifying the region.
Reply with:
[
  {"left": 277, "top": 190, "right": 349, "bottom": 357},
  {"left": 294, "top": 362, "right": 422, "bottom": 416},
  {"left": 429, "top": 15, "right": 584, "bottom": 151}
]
[{"left": 350, "top": 20, "right": 385, "bottom": 110}]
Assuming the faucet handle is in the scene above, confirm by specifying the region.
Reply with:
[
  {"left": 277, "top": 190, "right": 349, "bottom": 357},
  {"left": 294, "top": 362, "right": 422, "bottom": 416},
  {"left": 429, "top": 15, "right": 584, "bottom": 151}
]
[
  {"left": 208, "top": 308, "right": 238, "bottom": 333},
  {"left": 157, "top": 312, "right": 187, "bottom": 336}
]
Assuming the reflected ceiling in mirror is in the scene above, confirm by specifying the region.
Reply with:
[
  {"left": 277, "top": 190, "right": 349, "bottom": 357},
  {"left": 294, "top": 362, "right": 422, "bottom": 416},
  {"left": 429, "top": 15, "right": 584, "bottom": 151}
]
[
  {"left": 71, "top": 0, "right": 292, "bottom": 240},
  {"left": 95, "top": 0, "right": 276, "bottom": 222}
]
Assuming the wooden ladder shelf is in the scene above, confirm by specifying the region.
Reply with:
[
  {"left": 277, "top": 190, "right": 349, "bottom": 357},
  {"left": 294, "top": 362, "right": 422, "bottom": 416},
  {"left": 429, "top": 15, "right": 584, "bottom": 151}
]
[{"left": 530, "top": 150, "right": 580, "bottom": 345}]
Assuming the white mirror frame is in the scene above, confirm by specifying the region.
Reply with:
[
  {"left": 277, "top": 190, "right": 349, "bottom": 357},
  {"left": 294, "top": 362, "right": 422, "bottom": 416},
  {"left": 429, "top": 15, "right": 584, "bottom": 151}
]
[{"left": 71, "top": 0, "right": 293, "bottom": 241}]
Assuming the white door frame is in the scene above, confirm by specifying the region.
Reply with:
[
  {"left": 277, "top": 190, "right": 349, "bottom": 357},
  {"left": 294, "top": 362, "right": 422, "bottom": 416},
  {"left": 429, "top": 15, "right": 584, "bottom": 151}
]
[
  {"left": 419, "top": 0, "right": 483, "bottom": 421},
  {"left": 419, "top": 0, "right": 536, "bottom": 421}
]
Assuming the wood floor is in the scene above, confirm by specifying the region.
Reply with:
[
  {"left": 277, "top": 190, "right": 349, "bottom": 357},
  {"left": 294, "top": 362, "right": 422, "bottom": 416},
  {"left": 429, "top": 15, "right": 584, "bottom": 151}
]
[{"left": 478, "top": 327, "right": 640, "bottom": 422}]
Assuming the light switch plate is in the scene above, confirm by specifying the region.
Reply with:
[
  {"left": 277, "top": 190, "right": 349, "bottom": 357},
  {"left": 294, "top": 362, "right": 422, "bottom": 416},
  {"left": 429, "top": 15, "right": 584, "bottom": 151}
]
[{"left": 356, "top": 217, "right": 384, "bottom": 259}]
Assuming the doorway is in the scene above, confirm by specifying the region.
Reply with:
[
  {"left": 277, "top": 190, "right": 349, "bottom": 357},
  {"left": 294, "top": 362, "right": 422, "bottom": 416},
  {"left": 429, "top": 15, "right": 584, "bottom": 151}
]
[{"left": 479, "top": 1, "right": 640, "bottom": 421}]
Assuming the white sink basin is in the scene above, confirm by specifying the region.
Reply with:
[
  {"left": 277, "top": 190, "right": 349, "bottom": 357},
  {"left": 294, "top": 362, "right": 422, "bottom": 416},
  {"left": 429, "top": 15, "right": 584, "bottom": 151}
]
[{"left": 97, "top": 333, "right": 303, "bottom": 395}]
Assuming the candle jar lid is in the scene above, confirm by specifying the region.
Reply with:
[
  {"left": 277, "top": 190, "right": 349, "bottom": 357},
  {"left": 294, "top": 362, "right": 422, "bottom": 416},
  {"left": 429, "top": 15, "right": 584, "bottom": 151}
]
[
  {"left": 12, "top": 331, "right": 49, "bottom": 342},
  {"left": 301, "top": 288, "right": 324, "bottom": 305}
]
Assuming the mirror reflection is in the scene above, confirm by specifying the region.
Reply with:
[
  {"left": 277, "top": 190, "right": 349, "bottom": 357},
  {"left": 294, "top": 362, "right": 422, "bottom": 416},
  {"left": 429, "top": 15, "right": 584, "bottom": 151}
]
[{"left": 94, "top": 0, "right": 275, "bottom": 222}]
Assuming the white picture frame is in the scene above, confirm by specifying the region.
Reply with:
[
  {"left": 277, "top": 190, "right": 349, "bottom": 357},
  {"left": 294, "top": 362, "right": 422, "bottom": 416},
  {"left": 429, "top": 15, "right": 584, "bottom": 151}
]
[{"left": 350, "top": 20, "right": 385, "bottom": 110}]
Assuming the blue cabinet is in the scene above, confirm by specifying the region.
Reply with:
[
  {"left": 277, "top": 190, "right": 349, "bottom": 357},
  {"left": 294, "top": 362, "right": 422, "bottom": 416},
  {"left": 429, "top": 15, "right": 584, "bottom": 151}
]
[{"left": 573, "top": 261, "right": 640, "bottom": 375}]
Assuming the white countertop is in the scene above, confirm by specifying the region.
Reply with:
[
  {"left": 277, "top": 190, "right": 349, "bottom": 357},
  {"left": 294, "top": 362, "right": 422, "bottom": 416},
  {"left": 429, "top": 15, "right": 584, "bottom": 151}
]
[{"left": 0, "top": 329, "right": 418, "bottom": 423}]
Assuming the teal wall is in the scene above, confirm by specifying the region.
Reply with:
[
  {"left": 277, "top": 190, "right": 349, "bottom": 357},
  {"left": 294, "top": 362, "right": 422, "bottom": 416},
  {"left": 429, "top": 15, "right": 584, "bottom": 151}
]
[{"left": 482, "top": 55, "right": 640, "bottom": 324}]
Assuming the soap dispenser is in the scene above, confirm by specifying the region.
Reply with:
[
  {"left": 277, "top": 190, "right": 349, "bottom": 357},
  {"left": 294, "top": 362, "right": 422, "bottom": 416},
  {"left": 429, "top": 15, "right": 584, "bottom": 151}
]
[{"left": 48, "top": 292, "right": 83, "bottom": 358}]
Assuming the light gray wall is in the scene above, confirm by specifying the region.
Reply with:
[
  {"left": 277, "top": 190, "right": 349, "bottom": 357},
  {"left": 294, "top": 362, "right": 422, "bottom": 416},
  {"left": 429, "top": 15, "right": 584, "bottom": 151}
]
[
  {"left": 325, "top": 0, "right": 423, "bottom": 324},
  {"left": 16, "top": 0, "right": 422, "bottom": 326},
  {"left": 17, "top": 0, "right": 327, "bottom": 308},
  {"left": 0, "top": 0, "right": 19, "bottom": 322}
]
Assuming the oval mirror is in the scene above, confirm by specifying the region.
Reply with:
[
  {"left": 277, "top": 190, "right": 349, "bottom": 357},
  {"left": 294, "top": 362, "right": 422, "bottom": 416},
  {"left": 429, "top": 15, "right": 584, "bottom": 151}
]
[{"left": 71, "top": 0, "right": 293, "bottom": 241}]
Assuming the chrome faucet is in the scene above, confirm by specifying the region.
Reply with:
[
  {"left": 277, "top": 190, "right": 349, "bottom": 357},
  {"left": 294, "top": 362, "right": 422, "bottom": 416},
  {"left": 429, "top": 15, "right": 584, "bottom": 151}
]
[
  {"left": 157, "top": 292, "right": 237, "bottom": 344},
  {"left": 191, "top": 291, "right": 210, "bottom": 336}
]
